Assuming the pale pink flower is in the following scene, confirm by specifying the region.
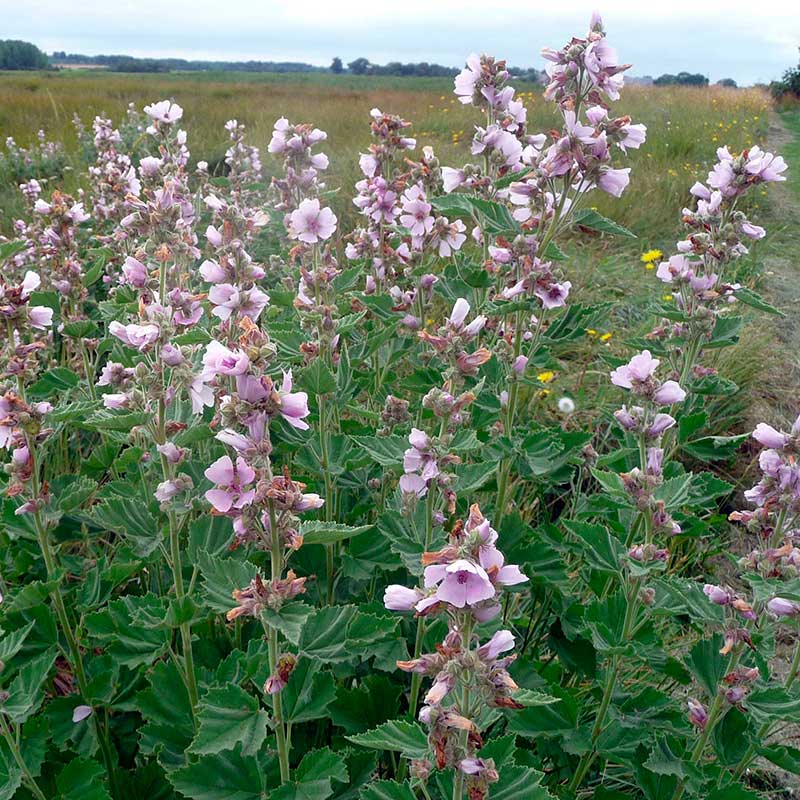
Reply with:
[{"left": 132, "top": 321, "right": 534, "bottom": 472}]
[{"left": 288, "top": 198, "right": 337, "bottom": 244}]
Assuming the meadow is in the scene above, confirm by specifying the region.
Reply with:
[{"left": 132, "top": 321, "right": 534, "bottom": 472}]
[
  {"left": 0, "top": 69, "right": 771, "bottom": 240},
  {"left": 2, "top": 21, "right": 800, "bottom": 800}
]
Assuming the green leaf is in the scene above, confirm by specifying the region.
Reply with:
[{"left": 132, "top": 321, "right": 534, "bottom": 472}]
[
  {"left": 135, "top": 660, "right": 194, "bottom": 769},
  {"left": 351, "top": 435, "right": 407, "bottom": 467},
  {"left": 682, "top": 434, "right": 747, "bottom": 462},
  {"left": 299, "top": 605, "right": 357, "bottom": 662},
  {"left": 198, "top": 550, "right": 257, "bottom": 614},
  {"left": 746, "top": 687, "right": 800, "bottom": 724},
  {"left": 0, "top": 620, "right": 34, "bottom": 662},
  {"left": 85, "top": 596, "right": 170, "bottom": 667},
  {"left": 734, "top": 287, "right": 785, "bottom": 316},
  {"left": 56, "top": 757, "right": 112, "bottom": 800},
  {"left": 169, "top": 746, "right": 265, "bottom": 800},
  {"left": 85, "top": 497, "right": 160, "bottom": 558},
  {"left": 346, "top": 719, "right": 428, "bottom": 759},
  {"left": 564, "top": 520, "right": 624, "bottom": 574},
  {"left": 300, "top": 521, "right": 373, "bottom": 546},
  {"left": 491, "top": 766, "right": 551, "bottom": 800},
  {"left": 271, "top": 747, "right": 349, "bottom": 800},
  {"left": 512, "top": 688, "right": 559, "bottom": 707},
  {"left": 301, "top": 359, "right": 337, "bottom": 395},
  {"left": 359, "top": 782, "right": 416, "bottom": 800},
  {"left": 573, "top": 208, "right": 636, "bottom": 237},
  {"left": 2, "top": 648, "right": 56, "bottom": 723},
  {"left": 262, "top": 602, "right": 314, "bottom": 646},
  {"left": 28, "top": 367, "right": 79, "bottom": 398},
  {"left": 191, "top": 684, "right": 268, "bottom": 757},
  {"left": 280, "top": 658, "right": 336, "bottom": 724}
]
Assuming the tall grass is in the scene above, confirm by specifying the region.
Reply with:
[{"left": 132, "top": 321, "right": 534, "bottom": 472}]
[{"left": 0, "top": 70, "right": 771, "bottom": 245}]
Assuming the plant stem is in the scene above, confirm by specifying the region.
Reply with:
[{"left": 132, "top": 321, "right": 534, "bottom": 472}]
[
  {"left": 156, "top": 398, "right": 199, "bottom": 715},
  {"left": 409, "top": 488, "right": 436, "bottom": 720},
  {"left": 0, "top": 717, "right": 48, "bottom": 800},
  {"left": 265, "top": 499, "right": 290, "bottom": 782},
  {"left": 567, "top": 578, "right": 639, "bottom": 794},
  {"left": 452, "top": 615, "right": 474, "bottom": 800}
]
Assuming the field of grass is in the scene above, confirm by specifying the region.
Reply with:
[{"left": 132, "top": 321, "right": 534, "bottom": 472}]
[{"left": 0, "top": 69, "right": 772, "bottom": 248}]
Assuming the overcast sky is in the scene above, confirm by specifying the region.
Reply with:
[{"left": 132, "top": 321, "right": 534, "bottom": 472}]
[{"left": 3, "top": 0, "right": 799, "bottom": 85}]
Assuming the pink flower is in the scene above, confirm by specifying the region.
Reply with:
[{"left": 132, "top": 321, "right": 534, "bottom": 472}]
[
  {"left": 597, "top": 167, "right": 630, "bottom": 197},
  {"left": 204, "top": 455, "right": 255, "bottom": 514},
  {"left": 653, "top": 380, "right": 686, "bottom": 405},
  {"left": 767, "top": 597, "right": 800, "bottom": 617},
  {"left": 20, "top": 271, "right": 40, "bottom": 298},
  {"left": 102, "top": 393, "right": 129, "bottom": 410},
  {"left": 122, "top": 256, "right": 148, "bottom": 288},
  {"left": 442, "top": 167, "right": 466, "bottom": 193},
  {"left": 109, "top": 321, "right": 160, "bottom": 351},
  {"left": 424, "top": 559, "right": 496, "bottom": 608},
  {"left": 399, "top": 473, "right": 428, "bottom": 497},
  {"left": 610, "top": 350, "right": 658, "bottom": 389},
  {"left": 535, "top": 280, "right": 571, "bottom": 310},
  {"left": 477, "top": 630, "right": 515, "bottom": 661},
  {"left": 400, "top": 185, "right": 434, "bottom": 237},
  {"left": 199, "top": 259, "right": 227, "bottom": 283},
  {"left": 753, "top": 423, "right": 788, "bottom": 450},
  {"left": 29, "top": 306, "right": 53, "bottom": 329},
  {"left": 479, "top": 545, "right": 528, "bottom": 588},
  {"left": 436, "top": 219, "right": 467, "bottom": 257},
  {"left": 202, "top": 340, "right": 250, "bottom": 378},
  {"left": 703, "top": 584, "right": 730, "bottom": 605},
  {"left": 288, "top": 198, "right": 337, "bottom": 244},
  {"left": 383, "top": 585, "right": 422, "bottom": 611},
  {"left": 454, "top": 54, "right": 481, "bottom": 104},
  {"left": 143, "top": 100, "right": 183, "bottom": 124},
  {"left": 72, "top": 705, "right": 93, "bottom": 723},
  {"left": 278, "top": 370, "right": 310, "bottom": 430}
]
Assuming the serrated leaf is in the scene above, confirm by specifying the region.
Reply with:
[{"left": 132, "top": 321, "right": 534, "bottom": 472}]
[
  {"left": 262, "top": 602, "right": 313, "bottom": 646},
  {"left": 28, "top": 367, "right": 79, "bottom": 398},
  {"left": 300, "top": 521, "right": 373, "bottom": 546},
  {"left": 359, "top": 782, "right": 416, "bottom": 800},
  {"left": 351, "top": 435, "right": 407, "bottom": 467},
  {"left": 85, "top": 596, "right": 170, "bottom": 667},
  {"left": 734, "top": 287, "right": 785, "bottom": 316},
  {"left": 346, "top": 720, "right": 428, "bottom": 759},
  {"left": 191, "top": 684, "right": 268, "bottom": 757},
  {"left": 512, "top": 688, "right": 559, "bottom": 707},
  {"left": 573, "top": 208, "right": 636, "bottom": 238},
  {"left": 85, "top": 497, "right": 160, "bottom": 557},
  {"left": 298, "top": 605, "right": 357, "bottom": 662},
  {"left": 169, "top": 746, "right": 265, "bottom": 800},
  {"left": 56, "top": 757, "right": 112, "bottom": 800},
  {"left": 198, "top": 550, "right": 257, "bottom": 615},
  {"left": 0, "top": 620, "right": 34, "bottom": 662},
  {"left": 135, "top": 660, "right": 194, "bottom": 769},
  {"left": 2, "top": 648, "right": 56, "bottom": 723},
  {"left": 280, "top": 658, "right": 336, "bottom": 724}
]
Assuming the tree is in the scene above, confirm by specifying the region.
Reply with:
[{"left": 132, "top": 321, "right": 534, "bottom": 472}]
[
  {"left": 716, "top": 78, "right": 737, "bottom": 88},
  {"left": 0, "top": 39, "right": 49, "bottom": 70},
  {"left": 348, "top": 57, "right": 370, "bottom": 75},
  {"left": 330, "top": 57, "right": 343, "bottom": 74}
]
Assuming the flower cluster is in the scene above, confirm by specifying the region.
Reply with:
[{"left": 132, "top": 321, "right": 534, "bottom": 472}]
[{"left": 384, "top": 505, "right": 527, "bottom": 793}]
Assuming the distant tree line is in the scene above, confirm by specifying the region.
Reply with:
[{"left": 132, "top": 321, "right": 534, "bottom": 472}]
[
  {"left": 653, "top": 72, "right": 709, "bottom": 86},
  {"left": 50, "top": 52, "right": 326, "bottom": 73},
  {"left": 0, "top": 40, "right": 49, "bottom": 70}
]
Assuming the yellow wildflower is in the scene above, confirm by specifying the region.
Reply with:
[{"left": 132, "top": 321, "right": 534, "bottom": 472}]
[
  {"left": 537, "top": 371, "right": 555, "bottom": 384},
  {"left": 640, "top": 249, "right": 662, "bottom": 265},
  {"left": 600, "top": 332, "right": 613, "bottom": 342}
]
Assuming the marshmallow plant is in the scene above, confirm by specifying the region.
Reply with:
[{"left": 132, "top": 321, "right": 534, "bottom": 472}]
[{"left": 0, "top": 12, "right": 793, "bottom": 800}]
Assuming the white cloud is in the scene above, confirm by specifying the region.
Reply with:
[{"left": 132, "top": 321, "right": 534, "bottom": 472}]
[{"left": 2, "top": 0, "right": 798, "bottom": 84}]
